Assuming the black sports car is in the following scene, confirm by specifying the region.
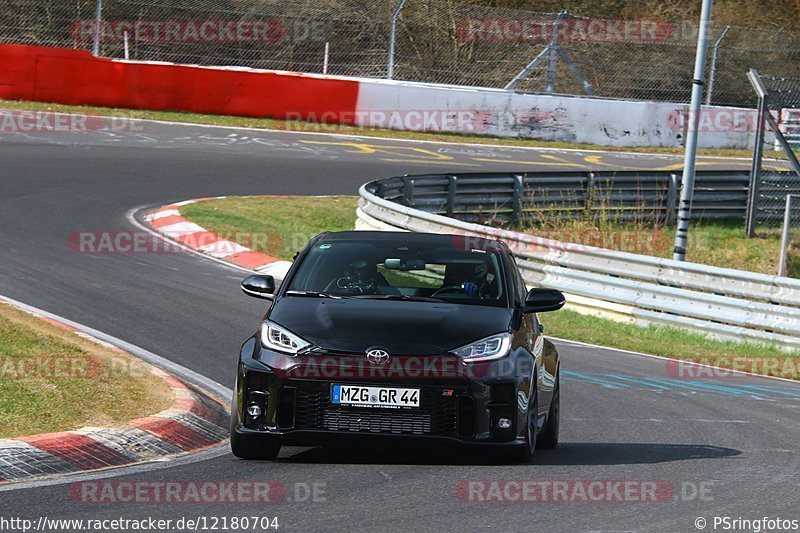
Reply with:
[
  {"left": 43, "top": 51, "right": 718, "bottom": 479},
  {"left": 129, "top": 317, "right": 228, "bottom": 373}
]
[{"left": 230, "top": 231, "right": 565, "bottom": 462}]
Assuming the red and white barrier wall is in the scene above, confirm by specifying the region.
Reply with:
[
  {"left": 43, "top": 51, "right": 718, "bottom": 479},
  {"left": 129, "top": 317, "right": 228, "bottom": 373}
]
[
  {"left": 0, "top": 44, "right": 766, "bottom": 149},
  {"left": 0, "top": 45, "right": 359, "bottom": 122}
]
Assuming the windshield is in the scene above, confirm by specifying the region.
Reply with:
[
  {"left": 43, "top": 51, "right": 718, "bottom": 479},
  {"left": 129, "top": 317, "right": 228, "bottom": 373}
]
[{"left": 286, "top": 239, "right": 508, "bottom": 307}]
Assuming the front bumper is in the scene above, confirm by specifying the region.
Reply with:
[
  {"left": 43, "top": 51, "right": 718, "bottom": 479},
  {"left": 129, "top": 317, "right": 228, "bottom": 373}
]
[{"left": 232, "top": 336, "right": 534, "bottom": 447}]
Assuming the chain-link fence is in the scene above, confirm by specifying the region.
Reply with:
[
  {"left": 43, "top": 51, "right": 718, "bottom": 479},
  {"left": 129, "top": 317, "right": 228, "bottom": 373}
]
[
  {"left": 747, "top": 73, "right": 800, "bottom": 229},
  {"left": 2, "top": 0, "right": 800, "bottom": 106}
]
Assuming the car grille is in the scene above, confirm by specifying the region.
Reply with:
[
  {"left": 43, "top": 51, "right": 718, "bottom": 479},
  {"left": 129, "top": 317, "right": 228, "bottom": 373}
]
[{"left": 292, "top": 384, "right": 460, "bottom": 436}]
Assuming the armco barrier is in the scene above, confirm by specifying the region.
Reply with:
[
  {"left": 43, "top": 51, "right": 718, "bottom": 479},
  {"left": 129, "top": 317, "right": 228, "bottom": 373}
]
[
  {"left": 358, "top": 173, "right": 800, "bottom": 351},
  {"left": 0, "top": 45, "right": 359, "bottom": 121},
  {"left": 374, "top": 170, "right": 753, "bottom": 224}
]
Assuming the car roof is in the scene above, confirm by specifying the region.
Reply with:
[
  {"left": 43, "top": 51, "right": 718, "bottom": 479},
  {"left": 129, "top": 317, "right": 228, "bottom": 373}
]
[{"left": 316, "top": 231, "right": 509, "bottom": 253}]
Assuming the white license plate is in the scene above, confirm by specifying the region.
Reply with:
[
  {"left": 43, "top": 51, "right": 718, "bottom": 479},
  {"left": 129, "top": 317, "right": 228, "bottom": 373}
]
[{"left": 331, "top": 384, "right": 420, "bottom": 408}]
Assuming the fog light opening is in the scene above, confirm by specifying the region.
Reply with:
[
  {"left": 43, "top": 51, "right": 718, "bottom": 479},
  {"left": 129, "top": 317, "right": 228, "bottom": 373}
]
[
  {"left": 497, "top": 417, "right": 512, "bottom": 430},
  {"left": 246, "top": 402, "right": 263, "bottom": 418}
]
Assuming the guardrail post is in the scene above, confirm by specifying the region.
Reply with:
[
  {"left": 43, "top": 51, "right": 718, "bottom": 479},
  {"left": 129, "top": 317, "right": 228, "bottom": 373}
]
[
  {"left": 778, "top": 194, "right": 797, "bottom": 277},
  {"left": 667, "top": 173, "right": 678, "bottom": 225},
  {"left": 585, "top": 172, "right": 596, "bottom": 217},
  {"left": 447, "top": 175, "right": 458, "bottom": 217},
  {"left": 512, "top": 174, "right": 524, "bottom": 223},
  {"left": 402, "top": 178, "right": 415, "bottom": 206}
]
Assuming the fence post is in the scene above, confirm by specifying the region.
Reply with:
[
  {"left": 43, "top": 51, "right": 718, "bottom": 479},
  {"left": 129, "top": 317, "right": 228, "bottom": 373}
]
[
  {"left": 746, "top": 69, "right": 769, "bottom": 237},
  {"left": 705, "top": 25, "right": 730, "bottom": 106},
  {"left": 92, "top": 0, "right": 103, "bottom": 57},
  {"left": 387, "top": 0, "right": 407, "bottom": 79},
  {"left": 545, "top": 12, "right": 567, "bottom": 93}
]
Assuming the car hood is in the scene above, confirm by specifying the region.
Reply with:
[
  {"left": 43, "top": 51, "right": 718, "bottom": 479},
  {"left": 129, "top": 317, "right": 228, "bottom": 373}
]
[{"left": 268, "top": 296, "right": 514, "bottom": 356}]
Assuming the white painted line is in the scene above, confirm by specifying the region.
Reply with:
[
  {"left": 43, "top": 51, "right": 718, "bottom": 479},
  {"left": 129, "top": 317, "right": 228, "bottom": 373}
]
[
  {"left": 549, "top": 335, "right": 800, "bottom": 385},
  {"left": 199, "top": 240, "right": 249, "bottom": 257},
  {"left": 158, "top": 221, "right": 206, "bottom": 236},
  {"left": 144, "top": 208, "right": 180, "bottom": 221},
  {"left": 127, "top": 207, "right": 253, "bottom": 274}
]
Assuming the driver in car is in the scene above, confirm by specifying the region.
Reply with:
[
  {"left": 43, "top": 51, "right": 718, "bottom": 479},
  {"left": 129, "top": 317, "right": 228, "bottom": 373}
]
[
  {"left": 442, "top": 262, "right": 491, "bottom": 298},
  {"left": 336, "top": 260, "right": 398, "bottom": 295}
]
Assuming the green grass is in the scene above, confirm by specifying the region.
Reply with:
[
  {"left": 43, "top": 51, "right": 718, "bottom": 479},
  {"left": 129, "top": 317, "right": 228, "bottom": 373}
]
[
  {"left": 514, "top": 217, "right": 794, "bottom": 277},
  {"left": 179, "top": 195, "right": 799, "bottom": 376},
  {"left": 0, "top": 98, "right": 776, "bottom": 160},
  {"left": 0, "top": 304, "right": 173, "bottom": 438},
  {"left": 181, "top": 195, "right": 359, "bottom": 260},
  {"left": 544, "top": 308, "right": 793, "bottom": 366}
]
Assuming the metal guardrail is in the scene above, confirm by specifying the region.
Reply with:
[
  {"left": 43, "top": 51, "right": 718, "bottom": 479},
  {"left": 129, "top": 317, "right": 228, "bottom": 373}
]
[
  {"left": 371, "top": 170, "right": 753, "bottom": 224},
  {"left": 358, "top": 172, "right": 800, "bottom": 351}
]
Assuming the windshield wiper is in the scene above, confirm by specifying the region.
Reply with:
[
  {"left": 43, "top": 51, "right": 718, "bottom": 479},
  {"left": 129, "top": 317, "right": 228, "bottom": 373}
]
[
  {"left": 285, "top": 290, "right": 346, "bottom": 299},
  {"left": 351, "top": 294, "right": 446, "bottom": 303}
]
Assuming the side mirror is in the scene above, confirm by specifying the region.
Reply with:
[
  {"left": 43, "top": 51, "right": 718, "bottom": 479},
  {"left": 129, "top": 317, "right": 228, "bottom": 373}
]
[
  {"left": 241, "top": 275, "right": 276, "bottom": 299},
  {"left": 523, "top": 288, "right": 566, "bottom": 313}
]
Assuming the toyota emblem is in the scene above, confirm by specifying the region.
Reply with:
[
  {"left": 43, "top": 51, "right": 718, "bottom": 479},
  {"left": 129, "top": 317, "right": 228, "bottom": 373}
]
[{"left": 365, "top": 348, "right": 390, "bottom": 365}]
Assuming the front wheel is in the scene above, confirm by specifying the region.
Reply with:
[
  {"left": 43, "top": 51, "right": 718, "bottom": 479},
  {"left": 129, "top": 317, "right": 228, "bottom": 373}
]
[
  {"left": 230, "top": 428, "right": 281, "bottom": 460},
  {"left": 513, "top": 386, "right": 538, "bottom": 463},
  {"left": 229, "top": 391, "right": 281, "bottom": 460},
  {"left": 538, "top": 374, "right": 560, "bottom": 449}
]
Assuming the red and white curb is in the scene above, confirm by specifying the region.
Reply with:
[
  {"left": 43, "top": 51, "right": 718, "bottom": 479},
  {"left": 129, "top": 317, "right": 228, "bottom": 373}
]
[
  {"left": 144, "top": 198, "right": 292, "bottom": 279},
  {"left": 0, "top": 296, "right": 229, "bottom": 484}
]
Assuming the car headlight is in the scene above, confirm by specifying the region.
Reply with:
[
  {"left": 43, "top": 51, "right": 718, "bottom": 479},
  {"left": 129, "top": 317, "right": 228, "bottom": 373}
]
[
  {"left": 261, "top": 321, "right": 312, "bottom": 355},
  {"left": 452, "top": 333, "right": 512, "bottom": 363}
]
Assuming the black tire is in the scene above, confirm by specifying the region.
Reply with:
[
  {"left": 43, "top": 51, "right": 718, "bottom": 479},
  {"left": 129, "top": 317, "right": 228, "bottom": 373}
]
[
  {"left": 538, "top": 373, "right": 560, "bottom": 449},
  {"left": 229, "top": 392, "right": 281, "bottom": 460},
  {"left": 513, "top": 385, "right": 538, "bottom": 463},
  {"left": 230, "top": 428, "right": 281, "bottom": 460}
]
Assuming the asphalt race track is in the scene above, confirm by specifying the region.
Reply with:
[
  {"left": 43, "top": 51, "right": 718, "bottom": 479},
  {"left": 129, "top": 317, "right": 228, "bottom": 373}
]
[{"left": 1, "top": 121, "right": 799, "bottom": 531}]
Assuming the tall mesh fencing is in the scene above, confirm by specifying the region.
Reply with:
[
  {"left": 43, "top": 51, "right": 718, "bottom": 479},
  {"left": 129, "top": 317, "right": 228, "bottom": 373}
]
[
  {"left": 2, "top": 0, "right": 800, "bottom": 106},
  {"left": 752, "top": 75, "right": 800, "bottom": 225}
]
